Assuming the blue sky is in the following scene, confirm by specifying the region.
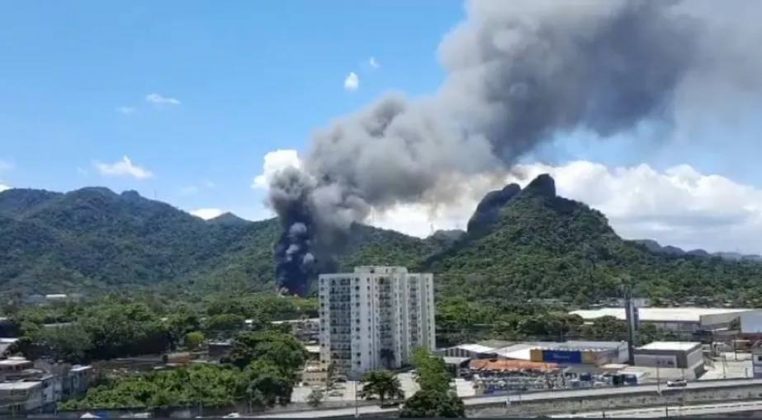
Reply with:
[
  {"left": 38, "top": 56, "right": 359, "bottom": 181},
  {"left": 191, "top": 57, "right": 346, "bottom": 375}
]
[
  {"left": 0, "top": 0, "right": 463, "bottom": 217},
  {"left": 3, "top": 1, "right": 762, "bottom": 253}
]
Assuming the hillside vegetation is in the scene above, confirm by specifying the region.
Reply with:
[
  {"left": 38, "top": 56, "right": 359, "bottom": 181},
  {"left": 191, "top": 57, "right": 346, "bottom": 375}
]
[
  {"left": 3, "top": 176, "right": 762, "bottom": 308},
  {"left": 427, "top": 175, "right": 762, "bottom": 308},
  {"left": 0, "top": 188, "right": 434, "bottom": 297}
]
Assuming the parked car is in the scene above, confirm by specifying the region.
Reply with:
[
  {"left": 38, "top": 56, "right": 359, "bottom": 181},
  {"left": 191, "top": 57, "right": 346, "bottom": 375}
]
[{"left": 667, "top": 379, "right": 687, "bottom": 387}]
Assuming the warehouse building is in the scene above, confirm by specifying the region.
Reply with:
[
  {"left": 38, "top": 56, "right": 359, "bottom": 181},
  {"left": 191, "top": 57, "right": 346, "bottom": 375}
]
[
  {"left": 528, "top": 341, "right": 629, "bottom": 366},
  {"left": 439, "top": 344, "right": 497, "bottom": 359},
  {"left": 571, "top": 307, "right": 756, "bottom": 333},
  {"left": 634, "top": 341, "right": 704, "bottom": 377},
  {"left": 440, "top": 341, "right": 628, "bottom": 367}
]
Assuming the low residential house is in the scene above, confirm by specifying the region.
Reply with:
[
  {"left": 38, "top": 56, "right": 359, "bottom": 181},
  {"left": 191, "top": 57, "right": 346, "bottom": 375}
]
[
  {"left": 0, "top": 381, "right": 44, "bottom": 415},
  {"left": 0, "top": 338, "right": 19, "bottom": 358},
  {"left": 271, "top": 318, "right": 320, "bottom": 343},
  {"left": 64, "top": 365, "right": 93, "bottom": 398},
  {"left": 32, "top": 361, "right": 94, "bottom": 402},
  {"left": 0, "top": 357, "right": 35, "bottom": 381}
]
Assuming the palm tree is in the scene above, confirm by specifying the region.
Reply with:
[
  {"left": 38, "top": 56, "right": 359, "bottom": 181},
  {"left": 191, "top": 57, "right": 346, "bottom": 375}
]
[{"left": 360, "top": 370, "right": 404, "bottom": 407}]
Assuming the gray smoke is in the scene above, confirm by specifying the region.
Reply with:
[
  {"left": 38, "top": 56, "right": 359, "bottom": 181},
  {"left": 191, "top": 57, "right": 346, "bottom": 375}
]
[{"left": 270, "top": 0, "right": 762, "bottom": 295}]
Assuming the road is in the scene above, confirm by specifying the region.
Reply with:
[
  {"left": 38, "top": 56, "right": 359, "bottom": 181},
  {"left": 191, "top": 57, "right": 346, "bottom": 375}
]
[
  {"left": 553, "top": 400, "right": 762, "bottom": 418},
  {"left": 252, "top": 404, "right": 398, "bottom": 418},
  {"left": 467, "top": 378, "right": 762, "bottom": 406},
  {"left": 253, "top": 378, "right": 762, "bottom": 418}
]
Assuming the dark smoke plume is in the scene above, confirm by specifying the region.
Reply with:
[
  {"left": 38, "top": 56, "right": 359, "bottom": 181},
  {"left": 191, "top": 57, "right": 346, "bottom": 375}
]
[{"left": 270, "top": 0, "right": 762, "bottom": 295}]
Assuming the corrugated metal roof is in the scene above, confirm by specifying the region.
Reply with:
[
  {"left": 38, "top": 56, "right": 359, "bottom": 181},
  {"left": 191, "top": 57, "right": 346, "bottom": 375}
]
[
  {"left": 637, "top": 341, "right": 701, "bottom": 351},
  {"left": 469, "top": 359, "right": 561, "bottom": 373},
  {"left": 456, "top": 344, "right": 496, "bottom": 354},
  {"left": 571, "top": 307, "right": 754, "bottom": 323}
]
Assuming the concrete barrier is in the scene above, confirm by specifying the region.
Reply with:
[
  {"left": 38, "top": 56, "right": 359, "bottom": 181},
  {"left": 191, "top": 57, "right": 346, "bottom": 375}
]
[{"left": 468, "top": 383, "right": 762, "bottom": 417}]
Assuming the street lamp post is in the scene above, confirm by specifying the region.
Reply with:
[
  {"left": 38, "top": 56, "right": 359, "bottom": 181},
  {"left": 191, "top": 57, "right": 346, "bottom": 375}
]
[{"left": 354, "top": 380, "right": 359, "bottom": 418}]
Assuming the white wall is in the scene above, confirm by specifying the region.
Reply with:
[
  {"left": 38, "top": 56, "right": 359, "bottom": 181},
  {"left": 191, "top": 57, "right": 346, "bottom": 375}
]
[{"left": 740, "top": 312, "right": 762, "bottom": 333}]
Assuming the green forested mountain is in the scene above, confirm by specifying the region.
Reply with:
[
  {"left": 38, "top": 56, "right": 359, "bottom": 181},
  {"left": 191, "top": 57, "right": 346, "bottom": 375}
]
[
  {"left": 0, "top": 187, "right": 433, "bottom": 296},
  {"left": 427, "top": 175, "right": 762, "bottom": 308},
  {"left": 3, "top": 176, "right": 762, "bottom": 307}
]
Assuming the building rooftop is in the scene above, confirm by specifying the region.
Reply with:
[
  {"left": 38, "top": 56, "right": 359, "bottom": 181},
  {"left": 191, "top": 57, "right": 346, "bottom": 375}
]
[
  {"left": 494, "top": 343, "right": 533, "bottom": 361},
  {"left": 469, "top": 359, "right": 561, "bottom": 373},
  {"left": 454, "top": 344, "right": 497, "bottom": 354},
  {"left": 354, "top": 266, "right": 408, "bottom": 274},
  {"left": 443, "top": 356, "right": 471, "bottom": 365},
  {"left": 0, "top": 381, "right": 41, "bottom": 391},
  {"left": 539, "top": 341, "right": 626, "bottom": 351},
  {"left": 638, "top": 341, "right": 702, "bottom": 351},
  {"left": 571, "top": 307, "right": 754, "bottom": 323},
  {"left": 271, "top": 318, "right": 319, "bottom": 325},
  {"left": 0, "top": 357, "right": 31, "bottom": 366},
  {"left": 493, "top": 341, "right": 625, "bottom": 360}
]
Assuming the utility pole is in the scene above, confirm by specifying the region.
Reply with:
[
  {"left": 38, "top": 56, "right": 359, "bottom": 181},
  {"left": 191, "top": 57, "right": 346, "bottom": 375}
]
[
  {"left": 656, "top": 360, "right": 661, "bottom": 393},
  {"left": 354, "top": 380, "right": 359, "bottom": 418},
  {"left": 622, "top": 278, "right": 638, "bottom": 365},
  {"left": 722, "top": 354, "right": 727, "bottom": 379}
]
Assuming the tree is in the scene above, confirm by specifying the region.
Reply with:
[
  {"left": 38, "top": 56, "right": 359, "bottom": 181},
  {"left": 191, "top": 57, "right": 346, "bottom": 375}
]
[
  {"left": 204, "top": 313, "right": 245, "bottom": 337},
  {"left": 185, "top": 331, "right": 205, "bottom": 351},
  {"left": 400, "top": 389, "right": 465, "bottom": 418},
  {"left": 28, "top": 324, "right": 93, "bottom": 363},
  {"left": 227, "top": 330, "right": 306, "bottom": 374},
  {"left": 412, "top": 348, "right": 450, "bottom": 393},
  {"left": 360, "top": 370, "right": 404, "bottom": 407},
  {"left": 403, "top": 348, "right": 465, "bottom": 417},
  {"left": 307, "top": 388, "right": 324, "bottom": 408},
  {"left": 244, "top": 360, "right": 294, "bottom": 408}
]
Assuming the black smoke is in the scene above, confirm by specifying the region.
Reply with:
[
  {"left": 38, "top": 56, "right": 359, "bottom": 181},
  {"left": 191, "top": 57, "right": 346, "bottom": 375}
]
[{"left": 269, "top": 0, "right": 762, "bottom": 296}]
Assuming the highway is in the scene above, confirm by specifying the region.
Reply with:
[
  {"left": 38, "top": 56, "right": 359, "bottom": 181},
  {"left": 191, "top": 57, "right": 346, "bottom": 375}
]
[
  {"left": 469, "top": 378, "right": 762, "bottom": 406},
  {"left": 554, "top": 400, "right": 762, "bottom": 418},
  {"left": 253, "top": 378, "right": 762, "bottom": 418}
]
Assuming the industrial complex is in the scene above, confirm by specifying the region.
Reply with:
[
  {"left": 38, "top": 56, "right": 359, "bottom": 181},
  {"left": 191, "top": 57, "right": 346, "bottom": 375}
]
[{"left": 570, "top": 307, "right": 754, "bottom": 333}]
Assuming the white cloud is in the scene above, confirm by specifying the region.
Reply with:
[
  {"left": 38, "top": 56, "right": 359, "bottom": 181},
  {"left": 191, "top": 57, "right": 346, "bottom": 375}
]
[
  {"left": 252, "top": 149, "right": 302, "bottom": 190},
  {"left": 145, "top": 93, "right": 181, "bottom": 106},
  {"left": 117, "top": 106, "right": 135, "bottom": 115},
  {"left": 368, "top": 161, "right": 762, "bottom": 254},
  {"left": 94, "top": 156, "right": 154, "bottom": 180},
  {"left": 251, "top": 150, "right": 762, "bottom": 254},
  {"left": 344, "top": 72, "right": 359, "bottom": 91},
  {"left": 0, "top": 183, "right": 10, "bottom": 192},
  {"left": 504, "top": 161, "right": 762, "bottom": 254},
  {"left": 191, "top": 208, "right": 225, "bottom": 220},
  {"left": 369, "top": 57, "right": 380, "bottom": 69}
]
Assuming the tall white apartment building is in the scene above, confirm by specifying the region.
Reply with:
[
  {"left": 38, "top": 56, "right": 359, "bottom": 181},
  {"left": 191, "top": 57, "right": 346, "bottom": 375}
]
[{"left": 318, "top": 266, "right": 435, "bottom": 379}]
